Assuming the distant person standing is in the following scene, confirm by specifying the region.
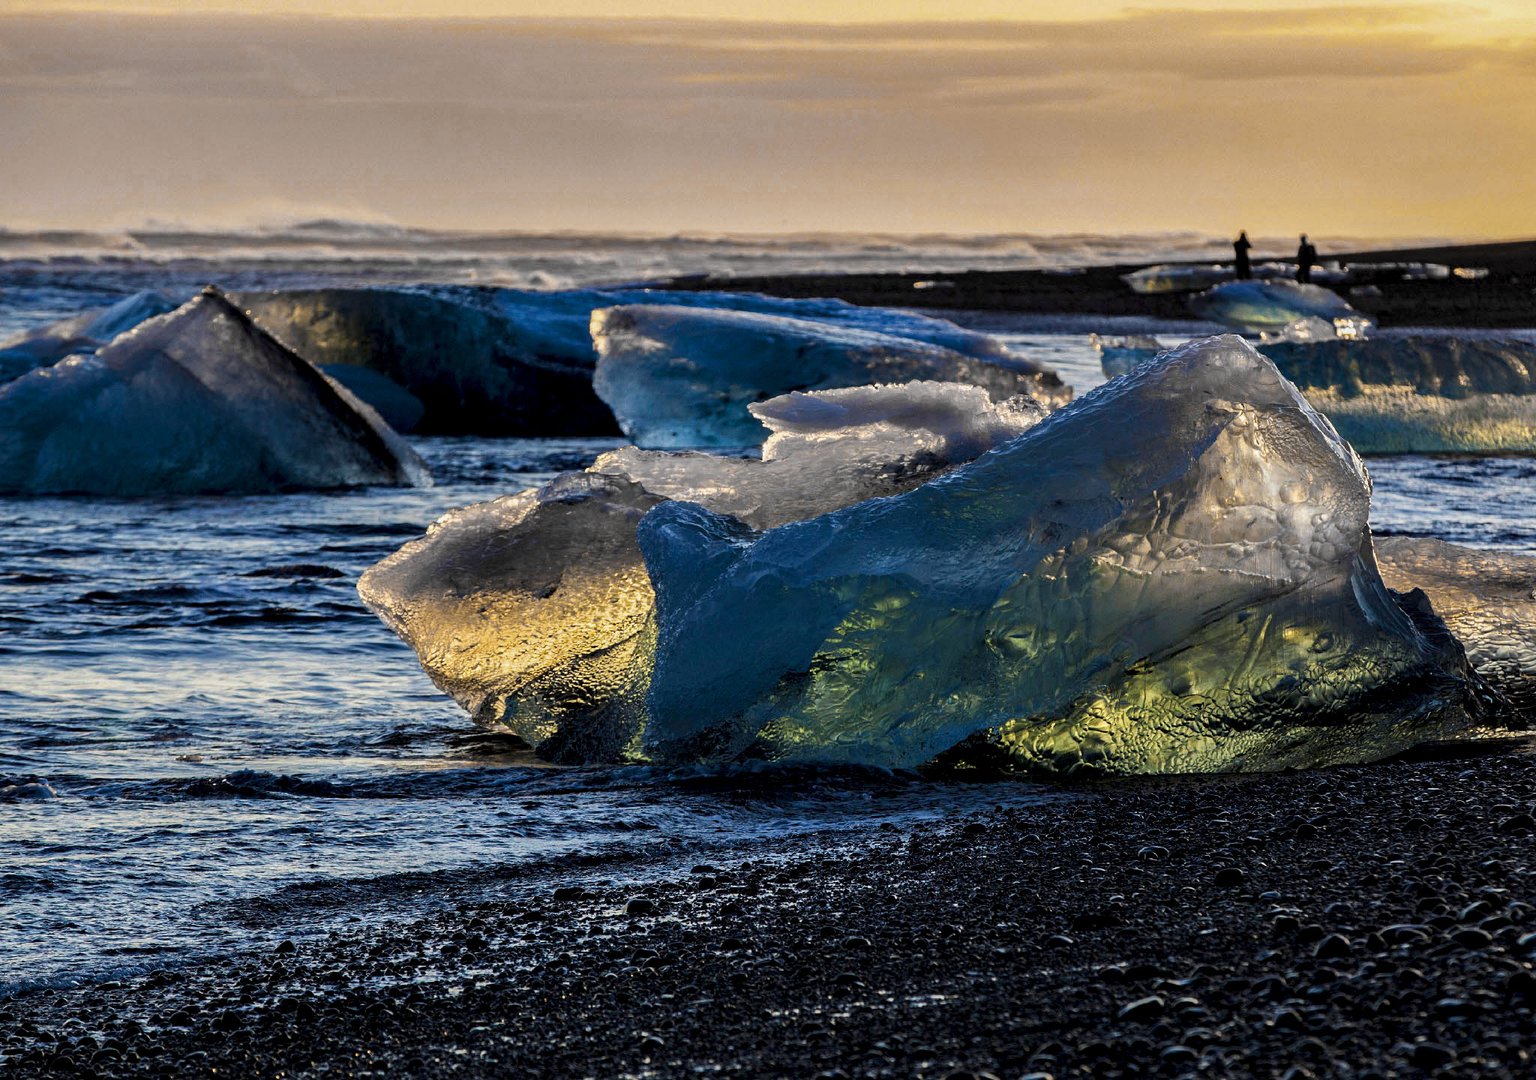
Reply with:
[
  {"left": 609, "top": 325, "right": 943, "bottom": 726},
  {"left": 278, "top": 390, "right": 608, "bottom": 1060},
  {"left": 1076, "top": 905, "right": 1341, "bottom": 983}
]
[
  {"left": 1296, "top": 234, "right": 1317, "bottom": 284},
  {"left": 1233, "top": 231, "right": 1253, "bottom": 280}
]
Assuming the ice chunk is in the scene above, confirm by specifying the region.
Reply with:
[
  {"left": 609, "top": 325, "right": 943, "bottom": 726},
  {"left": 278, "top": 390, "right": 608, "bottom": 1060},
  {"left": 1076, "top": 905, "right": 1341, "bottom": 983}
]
[
  {"left": 235, "top": 286, "right": 619, "bottom": 437},
  {"left": 1099, "top": 334, "right": 1536, "bottom": 454},
  {"left": 1376, "top": 537, "right": 1536, "bottom": 715},
  {"left": 0, "top": 291, "right": 180, "bottom": 381},
  {"left": 595, "top": 382, "right": 1046, "bottom": 529},
  {"left": 358, "top": 474, "right": 663, "bottom": 762},
  {"left": 1190, "top": 280, "right": 1371, "bottom": 336},
  {"left": 0, "top": 288, "right": 429, "bottom": 495},
  {"left": 1090, "top": 333, "right": 1165, "bottom": 379},
  {"left": 358, "top": 381, "right": 1044, "bottom": 757},
  {"left": 318, "top": 364, "right": 426, "bottom": 433},
  {"left": 638, "top": 335, "right": 1481, "bottom": 775},
  {"left": 1261, "top": 336, "right": 1536, "bottom": 453},
  {"left": 1121, "top": 264, "right": 1234, "bottom": 295},
  {"left": 236, "top": 284, "right": 1020, "bottom": 436},
  {"left": 591, "top": 304, "right": 1068, "bottom": 448},
  {"left": 1259, "top": 316, "right": 1338, "bottom": 345}
]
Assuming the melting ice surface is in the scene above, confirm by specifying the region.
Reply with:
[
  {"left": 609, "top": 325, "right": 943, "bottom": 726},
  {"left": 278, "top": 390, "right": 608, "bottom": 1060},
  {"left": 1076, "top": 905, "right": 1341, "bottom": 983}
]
[
  {"left": 639, "top": 336, "right": 1481, "bottom": 774},
  {"left": 0, "top": 290, "right": 428, "bottom": 495},
  {"left": 591, "top": 304, "right": 1069, "bottom": 447},
  {"left": 357, "top": 381, "right": 1046, "bottom": 761}
]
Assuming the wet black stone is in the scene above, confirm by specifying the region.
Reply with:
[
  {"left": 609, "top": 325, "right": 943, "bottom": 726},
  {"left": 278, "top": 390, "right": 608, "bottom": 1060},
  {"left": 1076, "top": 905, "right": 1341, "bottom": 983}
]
[
  {"left": 1453, "top": 927, "right": 1494, "bottom": 949},
  {"left": 1213, "top": 867, "right": 1245, "bottom": 887},
  {"left": 1314, "top": 934, "right": 1352, "bottom": 960},
  {"left": 1408, "top": 1042, "right": 1456, "bottom": 1068},
  {"left": 1118, "top": 996, "right": 1166, "bottom": 1022}
]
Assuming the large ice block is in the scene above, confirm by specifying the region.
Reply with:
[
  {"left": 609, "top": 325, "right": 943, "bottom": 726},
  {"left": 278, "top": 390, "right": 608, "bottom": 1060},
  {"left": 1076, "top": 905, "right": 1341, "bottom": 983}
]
[
  {"left": 358, "top": 381, "right": 1045, "bottom": 758},
  {"left": 1376, "top": 537, "right": 1536, "bottom": 715},
  {"left": 639, "top": 335, "right": 1481, "bottom": 775},
  {"left": 1100, "top": 334, "right": 1536, "bottom": 455},
  {"left": 0, "top": 288, "right": 429, "bottom": 495},
  {"left": 591, "top": 304, "right": 1069, "bottom": 448},
  {"left": 0, "top": 291, "right": 180, "bottom": 381},
  {"left": 235, "top": 286, "right": 618, "bottom": 437},
  {"left": 1190, "top": 280, "right": 1371, "bottom": 336}
]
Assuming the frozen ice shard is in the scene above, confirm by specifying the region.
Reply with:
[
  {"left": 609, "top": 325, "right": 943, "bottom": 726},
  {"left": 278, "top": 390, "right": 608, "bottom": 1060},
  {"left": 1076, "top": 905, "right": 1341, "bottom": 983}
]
[
  {"left": 1376, "top": 537, "right": 1536, "bottom": 715},
  {"left": 591, "top": 304, "right": 1068, "bottom": 448},
  {"left": 0, "top": 288, "right": 429, "bottom": 495},
  {"left": 639, "top": 335, "right": 1481, "bottom": 775},
  {"left": 357, "top": 381, "right": 1044, "bottom": 759},
  {"left": 1190, "top": 280, "right": 1372, "bottom": 336},
  {"left": 0, "top": 291, "right": 180, "bottom": 382}
]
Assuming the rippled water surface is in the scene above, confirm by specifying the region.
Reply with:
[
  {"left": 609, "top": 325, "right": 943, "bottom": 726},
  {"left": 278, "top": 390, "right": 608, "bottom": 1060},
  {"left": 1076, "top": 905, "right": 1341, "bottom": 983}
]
[{"left": 2, "top": 273, "right": 1532, "bottom": 991}]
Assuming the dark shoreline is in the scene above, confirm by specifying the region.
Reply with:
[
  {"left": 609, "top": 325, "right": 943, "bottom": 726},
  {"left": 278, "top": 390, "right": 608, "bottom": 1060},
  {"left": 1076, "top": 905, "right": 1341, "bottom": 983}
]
[
  {"left": 5, "top": 741, "right": 1536, "bottom": 1077},
  {"left": 659, "top": 239, "right": 1536, "bottom": 330}
]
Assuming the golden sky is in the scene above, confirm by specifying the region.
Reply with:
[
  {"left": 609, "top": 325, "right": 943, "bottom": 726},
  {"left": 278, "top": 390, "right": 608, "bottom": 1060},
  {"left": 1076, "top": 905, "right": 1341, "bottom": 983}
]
[{"left": 1, "top": 3, "right": 1533, "bottom": 236}]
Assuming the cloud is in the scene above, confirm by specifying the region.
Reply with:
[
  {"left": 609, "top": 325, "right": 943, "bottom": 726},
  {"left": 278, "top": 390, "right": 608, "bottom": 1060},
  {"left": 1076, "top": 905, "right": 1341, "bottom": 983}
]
[{"left": 0, "top": 7, "right": 1531, "bottom": 234}]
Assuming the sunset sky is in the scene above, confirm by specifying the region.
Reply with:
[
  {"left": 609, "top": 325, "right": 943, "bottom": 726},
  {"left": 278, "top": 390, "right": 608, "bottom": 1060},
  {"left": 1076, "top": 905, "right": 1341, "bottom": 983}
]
[{"left": 1, "top": 2, "right": 1533, "bottom": 237}]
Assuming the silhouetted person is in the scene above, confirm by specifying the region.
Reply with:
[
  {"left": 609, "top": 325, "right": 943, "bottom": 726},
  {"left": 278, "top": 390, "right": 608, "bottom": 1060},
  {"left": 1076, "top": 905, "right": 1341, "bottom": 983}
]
[
  {"left": 1296, "top": 234, "right": 1317, "bottom": 284},
  {"left": 1233, "top": 231, "right": 1252, "bottom": 280}
]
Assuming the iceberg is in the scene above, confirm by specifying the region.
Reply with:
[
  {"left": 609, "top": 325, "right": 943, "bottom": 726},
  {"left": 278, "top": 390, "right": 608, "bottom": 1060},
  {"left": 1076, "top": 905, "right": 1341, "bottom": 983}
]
[
  {"left": 236, "top": 285, "right": 1024, "bottom": 437},
  {"left": 638, "top": 335, "right": 1481, "bottom": 775},
  {"left": 0, "top": 291, "right": 180, "bottom": 382},
  {"left": 358, "top": 381, "right": 1045, "bottom": 760},
  {"left": 591, "top": 304, "right": 1069, "bottom": 448},
  {"left": 1376, "top": 537, "right": 1536, "bottom": 715},
  {"left": 1189, "top": 280, "right": 1372, "bottom": 337},
  {"left": 0, "top": 288, "right": 429, "bottom": 495}
]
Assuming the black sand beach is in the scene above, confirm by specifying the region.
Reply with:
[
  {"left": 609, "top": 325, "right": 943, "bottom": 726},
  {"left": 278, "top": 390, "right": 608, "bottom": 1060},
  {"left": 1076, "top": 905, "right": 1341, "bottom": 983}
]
[
  {"left": 661, "top": 240, "right": 1536, "bottom": 330},
  {"left": 5, "top": 742, "right": 1536, "bottom": 1078}
]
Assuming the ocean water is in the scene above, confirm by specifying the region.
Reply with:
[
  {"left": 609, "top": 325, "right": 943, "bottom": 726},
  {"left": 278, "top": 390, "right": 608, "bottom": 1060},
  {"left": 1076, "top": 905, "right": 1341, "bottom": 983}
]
[{"left": 0, "top": 233, "right": 1531, "bottom": 992}]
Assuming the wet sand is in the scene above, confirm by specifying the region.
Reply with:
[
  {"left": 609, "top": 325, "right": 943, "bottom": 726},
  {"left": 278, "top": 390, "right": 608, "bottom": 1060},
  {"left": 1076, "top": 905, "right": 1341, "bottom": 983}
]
[
  {"left": 661, "top": 239, "right": 1536, "bottom": 329},
  {"left": 5, "top": 741, "right": 1536, "bottom": 1077}
]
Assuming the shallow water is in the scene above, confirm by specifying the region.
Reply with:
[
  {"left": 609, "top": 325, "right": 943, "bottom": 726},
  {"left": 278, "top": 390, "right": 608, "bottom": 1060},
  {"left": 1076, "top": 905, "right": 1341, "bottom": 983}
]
[{"left": 2, "top": 262, "right": 1533, "bottom": 991}]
